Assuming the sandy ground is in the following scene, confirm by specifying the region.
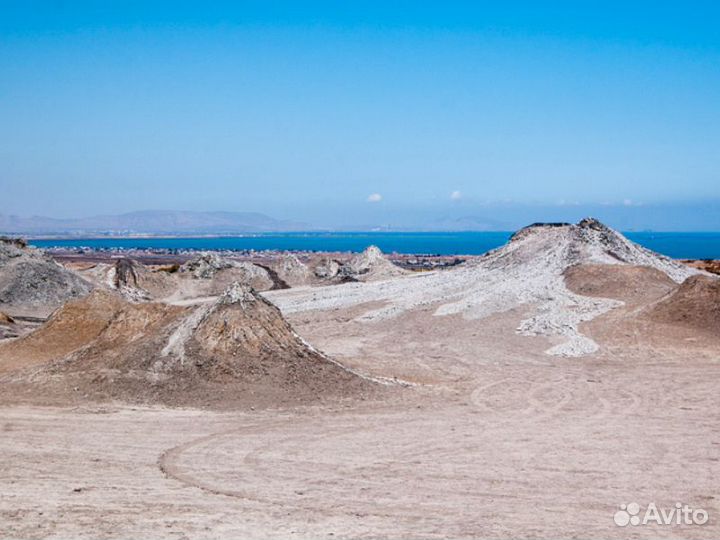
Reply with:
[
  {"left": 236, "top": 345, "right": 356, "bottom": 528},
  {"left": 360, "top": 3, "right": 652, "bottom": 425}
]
[{"left": 1, "top": 298, "right": 719, "bottom": 539}]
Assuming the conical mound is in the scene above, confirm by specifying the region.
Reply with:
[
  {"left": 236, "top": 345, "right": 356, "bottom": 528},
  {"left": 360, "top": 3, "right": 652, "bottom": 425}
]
[
  {"left": 503, "top": 218, "right": 696, "bottom": 282},
  {"left": 0, "top": 283, "right": 374, "bottom": 408},
  {"left": 268, "top": 218, "right": 704, "bottom": 357},
  {"left": 341, "top": 245, "right": 407, "bottom": 281},
  {"left": 0, "top": 238, "right": 92, "bottom": 317}
]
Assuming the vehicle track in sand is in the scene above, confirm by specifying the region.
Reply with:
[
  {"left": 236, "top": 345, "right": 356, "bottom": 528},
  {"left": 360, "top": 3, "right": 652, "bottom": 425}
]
[
  {"left": 469, "top": 374, "right": 643, "bottom": 421},
  {"left": 156, "top": 365, "right": 664, "bottom": 524},
  {"left": 156, "top": 413, "right": 499, "bottom": 523},
  {"left": 3, "top": 347, "right": 718, "bottom": 540}
]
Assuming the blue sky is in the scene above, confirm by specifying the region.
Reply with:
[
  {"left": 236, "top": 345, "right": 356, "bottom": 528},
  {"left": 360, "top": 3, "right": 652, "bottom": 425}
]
[{"left": 1, "top": 1, "right": 719, "bottom": 229}]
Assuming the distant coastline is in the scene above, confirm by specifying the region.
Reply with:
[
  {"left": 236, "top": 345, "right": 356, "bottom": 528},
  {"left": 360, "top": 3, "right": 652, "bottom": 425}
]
[{"left": 25, "top": 231, "right": 720, "bottom": 259}]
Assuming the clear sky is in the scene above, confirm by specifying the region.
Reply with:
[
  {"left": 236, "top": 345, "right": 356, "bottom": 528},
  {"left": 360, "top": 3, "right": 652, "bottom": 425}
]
[{"left": 1, "top": 1, "right": 719, "bottom": 229}]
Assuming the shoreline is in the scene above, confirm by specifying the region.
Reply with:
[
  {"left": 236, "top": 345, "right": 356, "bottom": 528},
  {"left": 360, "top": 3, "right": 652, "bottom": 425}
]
[
  {"left": 43, "top": 247, "right": 720, "bottom": 276},
  {"left": 19, "top": 230, "right": 720, "bottom": 261}
]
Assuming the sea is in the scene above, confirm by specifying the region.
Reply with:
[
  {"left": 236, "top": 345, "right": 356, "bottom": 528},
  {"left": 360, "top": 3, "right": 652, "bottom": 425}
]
[{"left": 28, "top": 231, "right": 720, "bottom": 259}]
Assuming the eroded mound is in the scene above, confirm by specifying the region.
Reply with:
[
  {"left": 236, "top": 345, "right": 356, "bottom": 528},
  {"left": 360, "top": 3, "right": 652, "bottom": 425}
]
[
  {"left": 273, "top": 254, "right": 311, "bottom": 286},
  {"left": 0, "top": 238, "right": 92, "bottom": 317},
  {"left": 643, "top": 275, "right": 720, "bottom": 333},
  {"left": 81, "top": 255, "right": 276, "bottom": 302},
  {"left": 340, "top": 246, "right": 407, "bottom": 281},
  {"left": 0, "top": 283, "right": 374, "bottom": 408},
  {"left": 78, "top": 258, "right": 178, "bottom": 302},
  {"left": 180, "top": 252, "right": 234, "bottom": 278},
  {"left": 313, "top": 257, "right": 341, "bottom": 279},
  {"left": 0, "top": 290, "right": 124, "bottom": 374},
  {"left": 180, "top": 252, "right": 274, "bottom": 292},
  {"left": 114, "top": 258, "right": 178, "bottom": 301}
]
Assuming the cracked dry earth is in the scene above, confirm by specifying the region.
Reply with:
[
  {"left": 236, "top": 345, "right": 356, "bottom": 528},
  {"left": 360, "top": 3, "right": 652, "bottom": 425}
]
[{"left": 1, "top": 296, "right": 719, "bottom": 539}]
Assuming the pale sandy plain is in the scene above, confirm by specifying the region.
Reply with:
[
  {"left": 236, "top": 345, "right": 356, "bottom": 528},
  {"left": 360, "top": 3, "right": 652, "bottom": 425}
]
[
  {"left": 1, "top": 222, "right": 719, "bottom": 539},
  {"left": 1, "top": 301, "right": 719, "bottom": 539}
]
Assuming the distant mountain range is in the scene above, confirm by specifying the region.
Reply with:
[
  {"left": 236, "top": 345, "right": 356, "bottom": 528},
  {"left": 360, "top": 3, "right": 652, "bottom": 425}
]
[{"left": 0, "top": 211, "right": 312, "bottom": 236}]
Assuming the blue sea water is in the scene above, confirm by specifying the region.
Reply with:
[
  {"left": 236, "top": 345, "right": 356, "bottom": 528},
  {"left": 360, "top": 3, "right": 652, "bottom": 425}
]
[{"left": 29, "top": 231, "right": 720, "bottom": 259}]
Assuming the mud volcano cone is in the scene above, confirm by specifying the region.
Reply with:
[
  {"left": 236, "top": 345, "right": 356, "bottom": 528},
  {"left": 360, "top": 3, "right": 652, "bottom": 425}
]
[
  {"left": 0, "top": 237, "right": 92, "bottom": 317},
  {"left": 341, "top": 245, "right": 406, "bottom": 281},
  {"left": 0, "top": 283, "right": 374, "bottom": 408}
]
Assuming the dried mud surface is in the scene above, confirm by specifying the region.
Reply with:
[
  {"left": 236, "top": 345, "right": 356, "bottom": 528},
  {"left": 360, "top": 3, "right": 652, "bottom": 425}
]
[
  {"left": 2, "top": 294, "right": 719, "bottom": 538},
  {"left": 1, "top": 224, "right": 719, "bottom": 538}
]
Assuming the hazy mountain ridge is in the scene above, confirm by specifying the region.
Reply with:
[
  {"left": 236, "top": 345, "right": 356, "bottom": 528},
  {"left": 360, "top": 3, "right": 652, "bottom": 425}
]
[{"left": 0, "top": 210, "right": 312, "bottom": 235}]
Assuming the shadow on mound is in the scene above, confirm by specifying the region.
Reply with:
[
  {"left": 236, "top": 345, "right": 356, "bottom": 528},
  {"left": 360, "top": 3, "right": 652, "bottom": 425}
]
[
  {"left": 643, "top": 275, "right": 720, "bottom": 334},
  {"left": 0, "top": 284, "right": 377, "bottom": 409}
]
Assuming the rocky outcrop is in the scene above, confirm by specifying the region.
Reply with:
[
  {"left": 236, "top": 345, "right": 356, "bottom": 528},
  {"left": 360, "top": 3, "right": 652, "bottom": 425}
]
[
  {"left": 273, "top": 254, "right": 311, "bottom": 287},
  {"left": 339, "top": 246, "right": 407, "bottom": 282},
  {"left": 112, "top": 258, "right": 152, "bottom": 301},
  {"left": 0, "top": 311, "right": 17, "bottom": 340},
  {"left": 0, "top": 237, "right": 27, "bottom": 249},
  {"left": 180, "top": 252, "right": 235, "bottom": 279},
  {"left": 114, "top": 258, "right": 140, "bottom": 288},
  {"left": 179, "top": 252, "right": 274, "bottom": 292},
  {"left": 314, "top": 258, "right": 341, "bottom": 279},
  {"left": 79, "top": 258, "right": 176, "bottom": 302}
]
